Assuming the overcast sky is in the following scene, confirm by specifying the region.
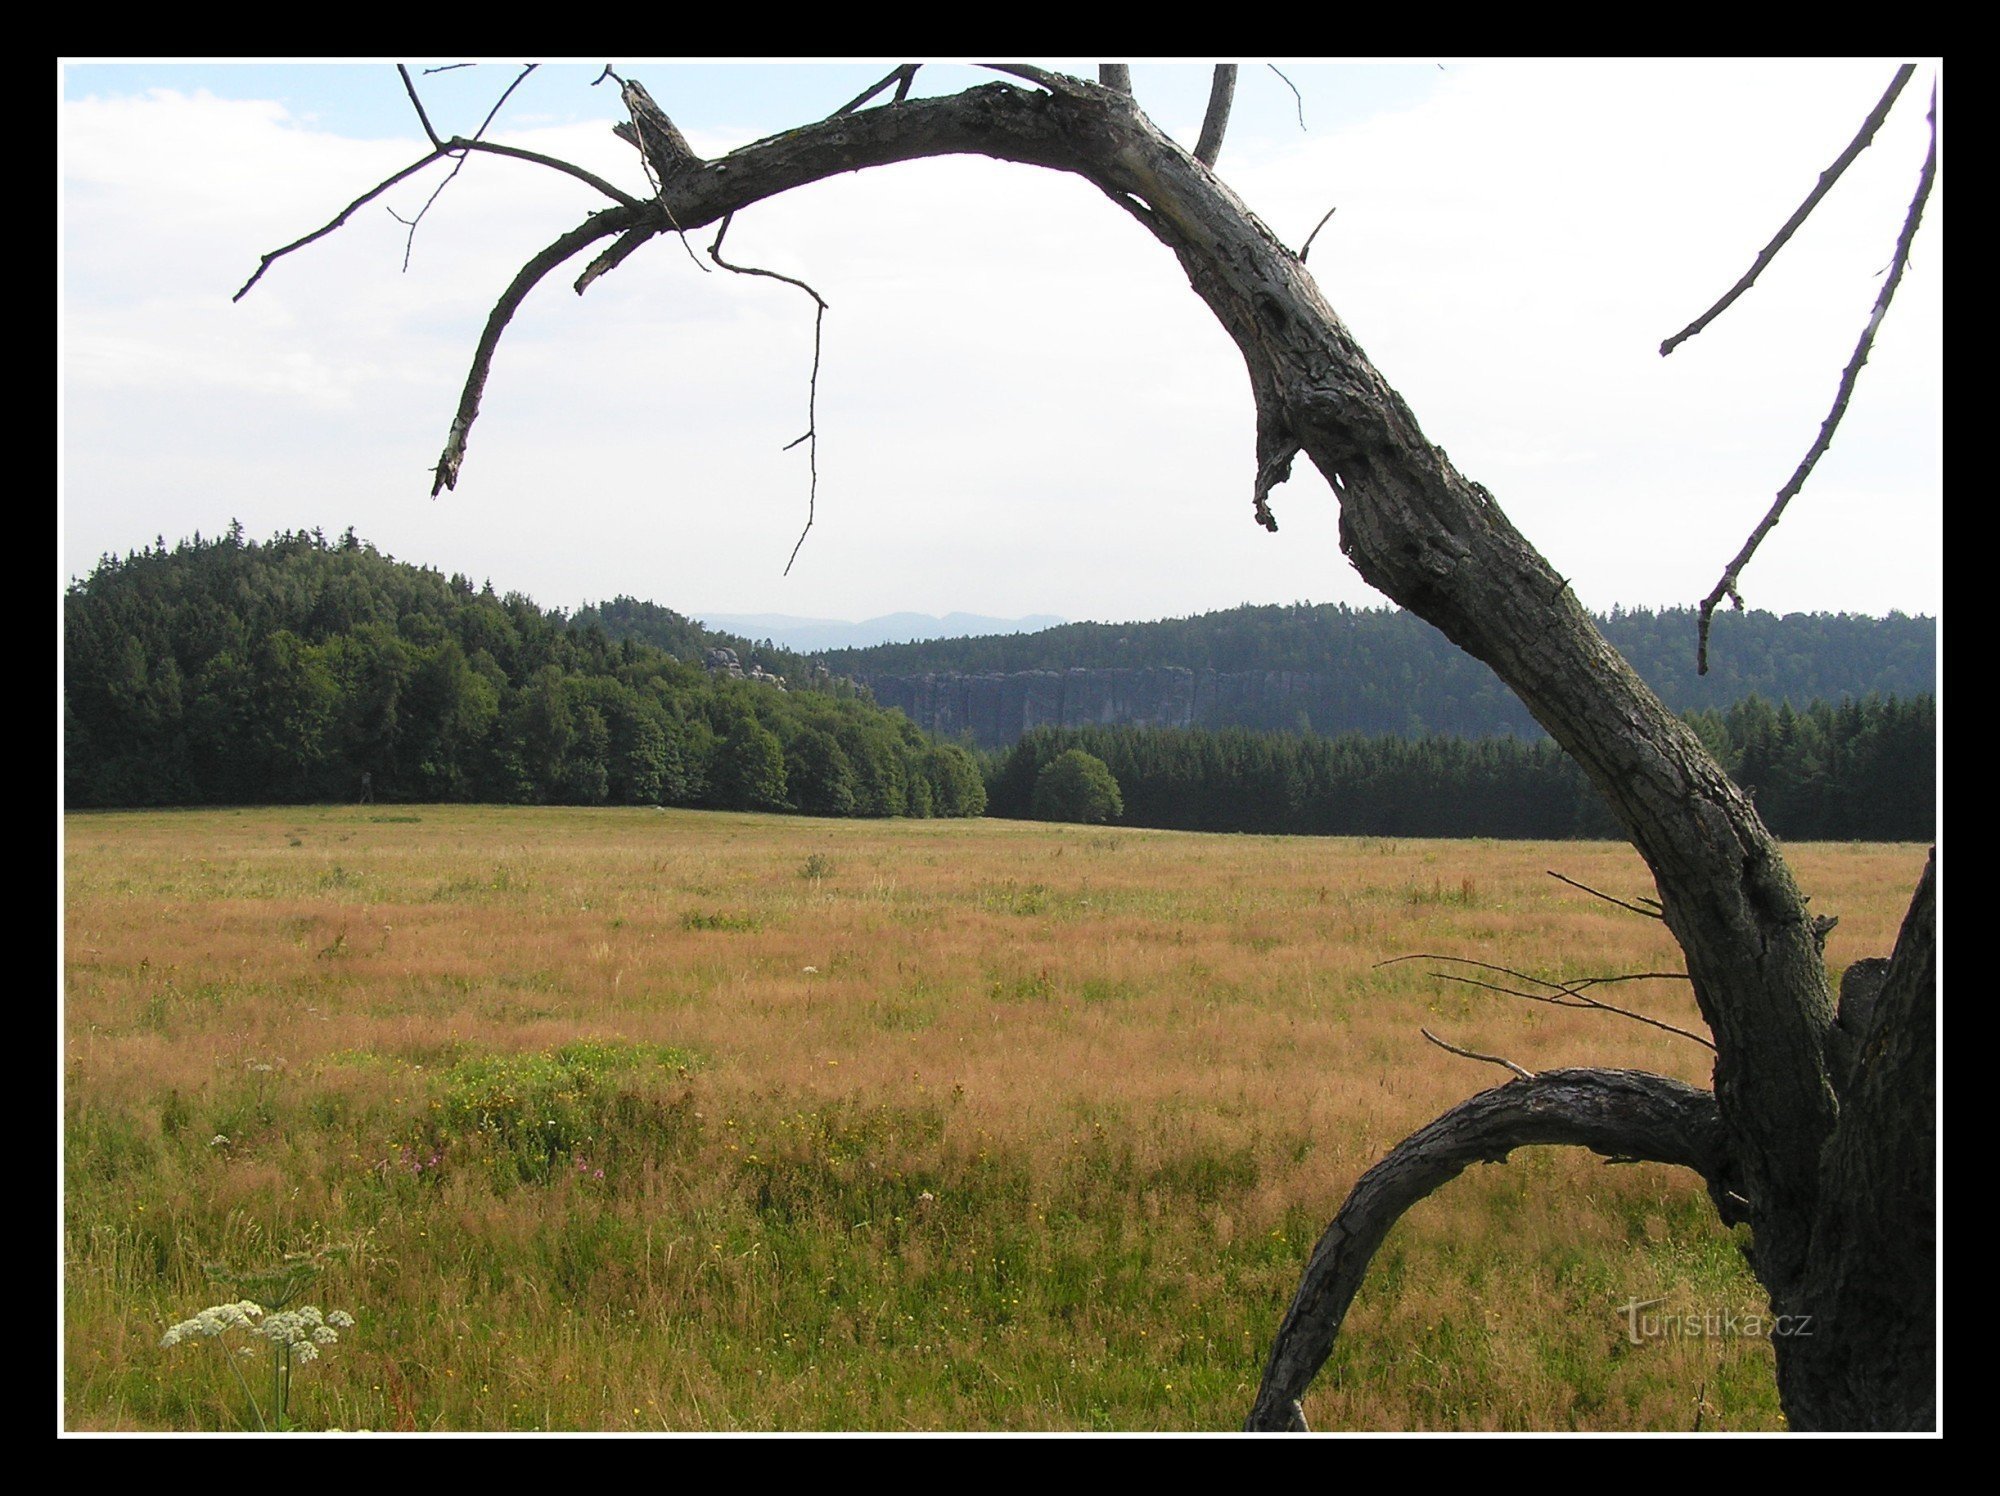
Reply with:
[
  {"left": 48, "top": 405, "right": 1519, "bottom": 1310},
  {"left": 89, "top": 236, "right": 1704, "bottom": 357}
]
[{"left": 60, "top": 59, "right": 1942, "bottom": 629}]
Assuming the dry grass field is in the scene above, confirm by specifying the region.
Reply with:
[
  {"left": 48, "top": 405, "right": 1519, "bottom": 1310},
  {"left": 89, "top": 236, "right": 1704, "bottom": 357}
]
[{"left": 60, "top": 805, "right": 1929, "bottom": 1431}]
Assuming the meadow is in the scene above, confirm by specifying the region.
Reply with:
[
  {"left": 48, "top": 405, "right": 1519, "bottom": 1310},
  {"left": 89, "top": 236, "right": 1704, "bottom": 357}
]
[{"left": 61, "top": 805, "right": 1929, "bottom": 1432}]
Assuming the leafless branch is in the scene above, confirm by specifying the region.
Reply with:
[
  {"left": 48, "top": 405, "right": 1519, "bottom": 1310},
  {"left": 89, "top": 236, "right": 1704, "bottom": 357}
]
[
  {"left": 833, "top": 65, "right": 920, "bottom": 117},
  {"left": 391, "top": 167, "right": 466, "bottom": 270},
  {"left": 383, "top": 65, "right": 569, "bottom": 274},
  {"left": 421, "top": 64, "right": 473, "bottom": 76},
  {"left": 1383, "top": 953, "right": 1714, "bottom": 1051},
  {"left": 706, "top": 213, "right": 827, "bottom": 311},
  {"left": 709, "top": 214, "right": 829, "bottom": 574},
  {"left": 235, "top": 151, "right": 449, "bottom": 300},
  {"left": 398, "top": 65, "right": 442, "bottom": 149},
  {"left": 1430, "top": 973, "right": 1716, "bottom": 1051},
  {"left": 1247, "top": 1069, "right": 1730, "bottom": 1430},
  {"left": 1194, "top": 64, "right": 1239, "bottom": 168},
  {"left": 1099, "top": 65, "right": 1133, "bottom": 95},
  {"left": 235, "top": 125, "right": 639, "bottom": 300},
  {"left": 1299, "top": 206, "right": 1336, "bottom": 263},
  {"left": 1421, "top": 1027, "right": 1535, "bottom": 1080},
  {"left": 1696, "top": 82, "right": 1937, "bottom": 676},
  {"left": 1268, "top": 65, "right": 1306, "bottom": 131},
  {"left": 446, "top": 140, "right": 641, "bottom": 209},
  {"left": 474, "top": 63, "right": 537, "bottom": 139},
  {"left": 1547, "top": 869, "right": 1665, "bottom": 919},
  {"left": 431, "top": 210, "right": 647, "bottom": 495},
  {"left": 1660, "top": 65, "right": 1916, "bottom": 358},
  {"left": 391, "top": 134, "right": 643, "bottom": 274}
]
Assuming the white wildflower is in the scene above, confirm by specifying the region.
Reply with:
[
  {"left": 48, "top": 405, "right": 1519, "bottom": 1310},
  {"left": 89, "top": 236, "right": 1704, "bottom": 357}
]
[
  {"left": 161, "top": 1300, "right": 263, "bottom": 1349},
  {"left": 209, "top": 1135, "right": 230, "bottom": 1147},
  {"left": 327, "top": 1310, "right": 355, "bottom": 1328}
]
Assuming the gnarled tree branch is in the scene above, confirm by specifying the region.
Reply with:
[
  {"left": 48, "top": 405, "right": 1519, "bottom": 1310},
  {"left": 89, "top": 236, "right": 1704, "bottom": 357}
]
[{"left": 1244, "top": 1069, "right": 1731, "bottom": 1431}]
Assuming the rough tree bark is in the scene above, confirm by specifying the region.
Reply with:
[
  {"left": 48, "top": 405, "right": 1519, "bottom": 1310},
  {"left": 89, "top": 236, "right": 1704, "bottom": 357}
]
[{"left": 257, "top": 64, "right": 1937, "bottom": 1431}]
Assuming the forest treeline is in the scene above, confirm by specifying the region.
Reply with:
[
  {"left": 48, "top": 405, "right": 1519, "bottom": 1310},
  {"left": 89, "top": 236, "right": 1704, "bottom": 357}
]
[
  {"left": 64, "top": 527, "right": 1933, "bottom": 841},
  {"left": 62, "top": 527, "right": 985, "bottom": 817},
  {"left": 986, "top": 694, "right": 1935, "bottom": 841},
  {"left": 834, "top": 601, "right": 1936, "bottom": 739}
]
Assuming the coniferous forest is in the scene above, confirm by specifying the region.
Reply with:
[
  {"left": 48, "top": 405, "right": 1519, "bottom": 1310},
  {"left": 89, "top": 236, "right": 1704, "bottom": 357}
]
[
  {"left": 64, "top": 527, "right": 1933, "bottom": 840},
  {"left": 62, "top": 527, "right": 985, "bottom": 818},
  {"left": 982, "top": 697, "right": 1934, "bottom": 842}
]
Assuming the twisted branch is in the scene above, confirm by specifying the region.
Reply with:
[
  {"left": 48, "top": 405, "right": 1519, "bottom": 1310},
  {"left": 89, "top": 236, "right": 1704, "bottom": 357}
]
[{"left": 1246, "top": 1069, "right": 1730, "bottom": 1430}]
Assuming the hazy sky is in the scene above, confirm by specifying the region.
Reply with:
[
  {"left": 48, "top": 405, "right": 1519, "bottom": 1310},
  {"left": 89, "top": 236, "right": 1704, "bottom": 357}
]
[{"left": 60, "top": 59, "right": 1942, "bottom": 628}]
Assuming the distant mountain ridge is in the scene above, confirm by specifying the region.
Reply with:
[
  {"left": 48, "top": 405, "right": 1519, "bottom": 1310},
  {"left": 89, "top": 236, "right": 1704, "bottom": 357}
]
[
  {"left": 693, "top": 611, "right": 1068, "bottom": 653},
  {"left": 823, "top": 603, "right": 1936, "bottom": 748}
]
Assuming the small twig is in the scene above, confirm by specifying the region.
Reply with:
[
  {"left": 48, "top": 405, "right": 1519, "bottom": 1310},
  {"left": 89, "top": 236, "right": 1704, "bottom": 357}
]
[
  {"left": 385, "top": 68, "right": 543, "bottom": 273},
  {"left": 1660, "top": 65, "right": 1916, "bottom": 358},
  {"left": 783, "top": 308, "right": 825, "bottom": 576},
  {"left": 1268, "top": 64, "right": 1306, "bottom": 131},
  {"left": 1195, "top": 64, "right": 1239, "bottom": 168},
  {"left": 709, "top": 214, "right": 829, "bottom": 575},
  {"left": 1299, "top": 205, "right": 1337, "bottom": 263},
  {"left": 235, "top": 150, "right": 448, "bottom": 300},
  {"left": 421, "top": 63, "right": 473, "bottom": 76},
  {"left": 1421, "top": 1028, "right": 1534, "bottom": 1082},
  {"left": 1547, "top": 869, "right": 1665, "bottom": 920},
  {"left": 473, "top": 63, "right": 536, "bottom": 139},
  {"left": 1383, "top": 953, "right": 1713, "bottom": 1051},
  {"left": 1696, "top": 80, "right": 1937, "bottom": 676},
  {"left": 832, "top": 65, "right": 920, "bottom": 117},
  {"left": 397, "top": 65, "right": 442, "bottom": 149},
  {"left": 1428, "top": 973, "right": 1716, "bottom": 1052},
  {"left": 708, "top": 214, "right": 828, "bottom": 310},
  {"left": 1099, "top": 65, "right": 1133, "bottom": 95}
]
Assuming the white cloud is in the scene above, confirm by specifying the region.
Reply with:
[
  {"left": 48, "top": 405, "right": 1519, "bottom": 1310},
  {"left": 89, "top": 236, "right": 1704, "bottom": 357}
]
[{"left": 61, "top": 62, "right": 1940, "bottom": 623}]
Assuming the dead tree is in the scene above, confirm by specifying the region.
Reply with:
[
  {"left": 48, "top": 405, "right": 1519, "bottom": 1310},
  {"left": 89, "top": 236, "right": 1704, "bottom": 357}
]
[{"left": 246, "top": 62, "right": 1938, "bottom": 1431}]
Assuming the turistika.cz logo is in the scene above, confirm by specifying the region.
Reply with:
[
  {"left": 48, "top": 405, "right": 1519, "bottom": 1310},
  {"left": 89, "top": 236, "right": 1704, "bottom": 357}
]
[{"left": 1616, "top": 1297, "right": 1815, "bottom": 1345}]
